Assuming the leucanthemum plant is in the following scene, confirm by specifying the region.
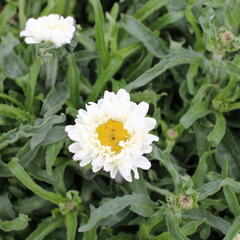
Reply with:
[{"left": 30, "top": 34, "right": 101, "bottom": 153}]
[
  {"left": 20, "top": 14, "right": 76, "bottom": 48},
  {"left": 65, "top": 89, "right": 158, "bottom": 182}
]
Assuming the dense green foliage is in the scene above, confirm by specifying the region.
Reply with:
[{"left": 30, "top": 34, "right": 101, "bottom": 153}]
[{"left": 1, "top": 0, "right": 240, "bottom": 239}]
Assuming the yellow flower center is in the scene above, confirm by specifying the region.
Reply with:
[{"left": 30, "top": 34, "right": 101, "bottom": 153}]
[{"left": 97, "top": 120, "right": 130, "bottom": 153}]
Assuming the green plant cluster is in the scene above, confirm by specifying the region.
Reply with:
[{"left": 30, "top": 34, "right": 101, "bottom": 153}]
[{"left": 1, "top": 0, "right": 240, "bottom": 239}]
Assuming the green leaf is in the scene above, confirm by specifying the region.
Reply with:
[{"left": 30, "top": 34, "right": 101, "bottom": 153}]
[
  {"left": 78, "top": 193, "right": 154, "bottom": 232},
  {"left": 27, "top": 114, "right": 65, "bottom": 150},
  {"left": 83, "top": 228, "right": 97, "bottom": 240},
  {"left": 186, "top": 64, "right": 199, "bottom": 95},
  {"left": 25, "top": 58, "right": 41, "bottom": 113},
  {"left": 151, "top": 145, "right": 182, "bottom": 193},
  {"left": 8, "top": 159, "right": 65, "bottom": 205},
  {"left": 223, "top": 215, "right": 240, "bottom": 240},
  {"left": 223, "top": 185, "right": 240, "bottom": 217},
  {"left": 41, "top": 82, "right": 69, "bottom": 117},
  {"left": 65, "top": 211, "right": 78, "bottom": 240},
  {"left": 0, "top": 3, "right": 16, "bottom": 35},
  {"left": 3, "top": 52, "right": 28, "bottom": 78},
  {"left": 45, "top": 141, "right": 64, "bottom": 176},
  {"left": 67, "top": 54, "right": 81, "bottom": 108},
  {"left": 0, "top": 214, "right": 29, "bottom": 232},
  {"left": 182, "top": 209, "right": 231, "bottom": 234},
  {"left": 207, "top": 112, "right": 226, "bottom": 145},
  {"left": 180, "top": 101, "right": 212, "bottom": 129},
  {"left": 0, "top": 33, "right": 19, "bottom": 64},
  {"left": 0, "top": 104, "right": 32, "bottom": 122},
  {"left": 89, "top": 0, "right": 109, "bottom": 68},
  {"left": 121, "top": 15, "right": 167, "bottom": 59},
  {"left": 0, "top": 194, "right": 15, "bottom": 219},
  {"left": 150, "top": 11, "right": 184, "bottom": 31},
  {"left": 88, "top": 43, "right": 140, "bottom": 101},
  {"left": 126, "top": 49, "right": 204, "bottom": 91},
  {"left": 26, "top": 216, "right": 64, "bottom": 240},
  {"left": 134, "top": 0, "right": 167, "bottom": 21},
  {"left": 197, "top": 179, "right": 222, "bottom": 200},
  {"left": 192, "top": 150, "right": 215, "bottom": 188},
  {"left": 165, "top": 209, "right": 189, "bottom": 240}
]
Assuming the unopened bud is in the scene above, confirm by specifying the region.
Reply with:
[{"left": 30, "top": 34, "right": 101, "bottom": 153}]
[
  {"left": 177, "top": 194, "right": 193, "bottom": 210},
  {"left": 167, "top": 129, "right": 178, "bottom": 140}
]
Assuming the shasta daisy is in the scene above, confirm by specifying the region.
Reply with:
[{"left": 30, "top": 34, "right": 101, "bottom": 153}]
[{"left": 65, "top": 89, "right": 158, "bottom": 182}]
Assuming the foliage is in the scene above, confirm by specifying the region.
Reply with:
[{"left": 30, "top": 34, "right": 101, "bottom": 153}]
[{"left": 1, "top": 0, "right": 240, "bottom": 239}]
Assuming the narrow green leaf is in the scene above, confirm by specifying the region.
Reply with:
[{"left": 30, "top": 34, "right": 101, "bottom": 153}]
[
  {"left": 0, "top": 92, "right": 23, "bottom": 108},
  {"left": 0, "top": 194, "right": 15, "bottom": 219},
  {"left": 45, "top": 141, "right": 64, "bottom": 176},
  {"left": 223, "top": 215, "right": 240, "bottom": 240},
  {"left": 121, "top": 15, "right": 167, "bottom": 58},
  {"left": 25, "top": 58, "right": 41, "bottom": 113},
  {"left": 0, "top": 3, "right": 16, "bottom": 35},
  {"left": 150, "top": 11, "right": 184, "bottom": 31},
  {"left": 83, "top": 228, "right": 97, "bottom": 240},
  {"left": 186, "top": 64, "right": 199, "bottom": 95},
  {"left": 45, "top": 54, "right": 58, "bottom": 88},
  {"left": 8, "top": 159, "right": 65, "bottom": 205},
  {"left": 0, "top": 33, "right": 19, "bottom": 64},
  {"left": 89, "top": 0, "right": 109, "bottom": 68},
  {"left": 88, "top": 43, "right": 140, "bottom": 101},
  {"left": 223, "top": 186, "right": 240, "bottom": 217},
  {"left": 182, "top": 209, "right": 231, "bottom": 234},
  {"left": 134, "top": 0, "right": 167, "bottom": 21},
  {"left": 180, "top": 101, "right": 211, "bottom": 129},
  {"left": 41, "top": 82, "right": 69, "bottom": 117},
  {"left": 181, "top": 220, "right": 204, "bottom": 236},
  {"left": 192, "top": 150, "right": 215, "bottom": 188},
  {"left": 165, "top": 209, "right": 189, "bottom": 240},
  {"left": 65, "top": 211, "right": 78, "bottom": 240},
  {"left": 26, "top": 216, "right": 64, "bottom": 240},
  {"left": 67, "top": 54, "right": 81, "bottom": 108},
  {"left": 0, "top": 104, "right": 32, "bottom": 122},
  {"left": 126, "top": 49, "right": 204, "bottom": 91},
  {"left": 151, "top": 145, "right": 182, "bottom": 193},
  {"left": 197, "top": 179, "right": 222, "bottom": 200},
  {"left": 207, "top": 112, "right": 226, "bottom": 145},
  {"left": 78, "top": 193, "right": 154, "bottom": 232},
  {"left": 0, "top": 214, "right": 29, "bottom": 232}
]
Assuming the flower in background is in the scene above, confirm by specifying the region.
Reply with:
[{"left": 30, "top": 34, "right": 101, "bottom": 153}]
[
  {"left": 65, "top": 89, "right": 158, "bottom": 182},
  {"left": 20, "top": 14, "right": 76, "bottom": 48}
]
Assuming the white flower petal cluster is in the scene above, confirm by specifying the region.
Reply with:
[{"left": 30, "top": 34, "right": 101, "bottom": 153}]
[
  {"left": 65, "top": 89, "right": 158, "bottom": 182},
  {"left": 20, "top": 14, "right": 76, "bottom": 48}
]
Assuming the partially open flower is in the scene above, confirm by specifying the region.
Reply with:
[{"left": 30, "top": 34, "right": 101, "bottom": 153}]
[
  {"left": 20, "top": 14, "right": 76, "bottom": 48},
  {"left": 65, "top": 89, "right": 158, "bottom": 182}
]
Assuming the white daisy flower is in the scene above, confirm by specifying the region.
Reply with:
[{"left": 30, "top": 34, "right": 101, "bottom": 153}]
[
  {"left": 65, "top": 89, "right": 159, "bottom": 182},
  {"left": 20, "top": 14, "right": 76, "bottom": 48}
]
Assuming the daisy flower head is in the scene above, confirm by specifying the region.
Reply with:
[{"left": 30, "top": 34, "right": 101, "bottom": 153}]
[
  {"left": 20, "top": 14, "right": 76, "bottom": 48},
  {"left": 65, "top": 89, "right": 159, "bottom": 182}
]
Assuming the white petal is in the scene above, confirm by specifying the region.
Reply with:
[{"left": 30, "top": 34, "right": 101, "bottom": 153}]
[
  {"left": 132, "top": 167, "right": 139, "bottom": 179},
  {"left": 80, "top": 158, "right": 92, "bottom": 167},
  {"left": 144, "top": 117, "right": 157, "bottom": 130},
  {"left": 116, "top": 89, "right": 130, "bottom": 102},
  {"left": 68, "top": 142, "right": 80, "bottom": 153},
  {"left": 25, "top": 37, "right": 40, "bottom": 44},
  {"left": 135, "top": 156, "right": 151, "bottom": 170},
  {"left": 137, "top": 102, "right": 149, "bottom": 116},
  {"left": 65, "top": 125, "right": 81, "bottom": 141}
]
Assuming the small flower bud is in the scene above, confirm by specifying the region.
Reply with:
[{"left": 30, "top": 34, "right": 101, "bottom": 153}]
[
  {"left": 177, "top": 194, "right": 193, "bottom": 210},
  {"left": 167, "top": 129, "right": 178, "bottom": 140}
]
